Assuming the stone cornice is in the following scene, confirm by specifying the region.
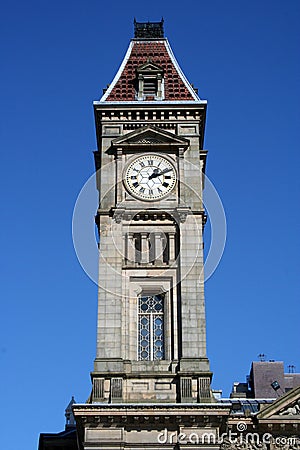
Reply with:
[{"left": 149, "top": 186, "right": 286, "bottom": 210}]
[
  {"left": 73, "top": 403, "right": 231, "bottom": 429},
  {"left": 73, "top": 402, "right": 231, "bottom": 413}
]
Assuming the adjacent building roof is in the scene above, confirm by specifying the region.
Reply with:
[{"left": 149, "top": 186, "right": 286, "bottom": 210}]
[
  {"left": 231, "top": 360, "right": 300, "bottom": 399},
  {"left": 221, "top": 398, "right": 274, "bottom": 415}
]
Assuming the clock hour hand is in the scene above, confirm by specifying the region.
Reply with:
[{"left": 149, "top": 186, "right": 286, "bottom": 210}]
[{"left": 149, "top": 168, "right": 172, "bottom": 179}]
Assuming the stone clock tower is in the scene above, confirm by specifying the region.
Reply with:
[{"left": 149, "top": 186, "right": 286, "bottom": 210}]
[
  {"left": 39, "top": 19, "right": 300, "bottom": 450},
  {"left": 73, "top": 19, "right": 220, "bottom": 448}
]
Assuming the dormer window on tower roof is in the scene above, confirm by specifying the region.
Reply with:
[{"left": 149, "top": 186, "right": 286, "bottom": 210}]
[{"left": 136, "top": 61, "right": 164, "bottom": 101}]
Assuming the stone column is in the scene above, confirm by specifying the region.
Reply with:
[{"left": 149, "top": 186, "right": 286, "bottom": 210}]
[
  {"left": 140, "top": 232, "right": 149, "bottom": 264},
  {"left": 154, "top": 232, "right": 164, "bottom": 264},
  {"left": 122, "top": 233, "right": 126, "bottom": 265},
  {"left": 168, "top": 232, "right": 176, "bottom": 264},
  {"left": 138, "top": 74, "right": 143, "bottom": 100},
  {"left": 127, "top": 232, "right": 136, "bottom": 265},
  {"left": 157, "top": 74, "right": 162, "bottom": 99},
  {"left": 116, "top": 148, "right": 123, "bottom": 203}
]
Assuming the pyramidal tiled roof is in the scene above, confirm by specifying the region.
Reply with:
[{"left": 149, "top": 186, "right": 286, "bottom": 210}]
[{"left": 100, "top": 38, "right": 203, "bottom": 103}]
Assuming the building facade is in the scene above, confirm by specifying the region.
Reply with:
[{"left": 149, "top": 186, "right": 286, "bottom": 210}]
[{"left": 39, "top": 20, "right": 300, "bottom": 450}]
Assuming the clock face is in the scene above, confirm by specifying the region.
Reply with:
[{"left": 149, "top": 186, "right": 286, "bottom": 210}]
[{"left": 124, "top": 154, "right": 177, "bottom": 201}]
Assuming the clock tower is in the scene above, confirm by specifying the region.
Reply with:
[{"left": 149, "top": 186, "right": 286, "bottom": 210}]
[
  {"left": 74, "top": 19, "right": 216, "bottom": 447},
  {"left": 38, "top": 19, "right": 300, "bottom": 450}
]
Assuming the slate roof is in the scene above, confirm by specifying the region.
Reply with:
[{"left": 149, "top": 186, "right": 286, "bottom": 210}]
[
  {"left": 100, "top": 39, "right": 201, "bottom": 103},
  {"left": 223, "top": 398, "right": 274, "bottom": 415}
]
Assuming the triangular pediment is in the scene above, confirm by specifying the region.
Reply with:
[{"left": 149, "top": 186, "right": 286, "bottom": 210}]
[
  {"left": 137, "top": 61, "right": 163, "bottom": 73},
  {"left": 257, "top": 385, "right": 300, "bottom": 419},
  {"left": 111, "top": 126, "right": 189, "bottom": 147}
]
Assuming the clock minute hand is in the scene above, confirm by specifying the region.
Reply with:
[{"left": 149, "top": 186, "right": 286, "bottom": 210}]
[{"left": 149, "top": 168, "right": 172, "bottom": 179}]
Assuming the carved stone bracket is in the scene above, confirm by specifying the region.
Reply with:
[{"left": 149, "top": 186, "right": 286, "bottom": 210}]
[
  {"left": 178, "top": 212, "right": 188, "bottom": 223},
  {"left": 112, "top": 209, "right": 125, "bottom": 223},
  {"left": 175, "top": 208, "right": 190, "bottom": 223}
]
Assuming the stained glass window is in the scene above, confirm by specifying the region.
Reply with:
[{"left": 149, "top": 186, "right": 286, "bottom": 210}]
[{"left": 138, "top": 294, "right": 164, "bottom": 361}]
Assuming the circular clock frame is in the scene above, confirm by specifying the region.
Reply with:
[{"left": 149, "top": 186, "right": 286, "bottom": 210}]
[{"left": 123, "top": 153, "right": 177, "bottom": 201}]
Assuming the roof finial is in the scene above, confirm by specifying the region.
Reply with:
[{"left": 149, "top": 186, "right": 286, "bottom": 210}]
[{"left": 134, "top": 19, "right": 164, "bottom": 39}]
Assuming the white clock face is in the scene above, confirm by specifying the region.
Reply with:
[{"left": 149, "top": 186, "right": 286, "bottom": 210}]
[{"left": 124, "top": 154, "right": 177, "bottom": 201}]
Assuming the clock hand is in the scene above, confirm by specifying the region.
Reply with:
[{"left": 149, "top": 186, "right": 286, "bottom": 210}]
[
  {"left": 148, "top": 168, "right": 159, "bottom": 179},
  {"left": 149, "top": 168, "right": 173, "bottom": 179}
]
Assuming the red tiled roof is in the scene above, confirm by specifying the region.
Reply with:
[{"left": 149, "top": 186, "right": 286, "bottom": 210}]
[{"left": 104, "top": 40, "right": 197, "bottom": 102}]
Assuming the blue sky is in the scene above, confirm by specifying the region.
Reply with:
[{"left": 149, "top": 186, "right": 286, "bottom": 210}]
[{"left": 1, "top": 1, "right": 299, "bottom": 449}]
